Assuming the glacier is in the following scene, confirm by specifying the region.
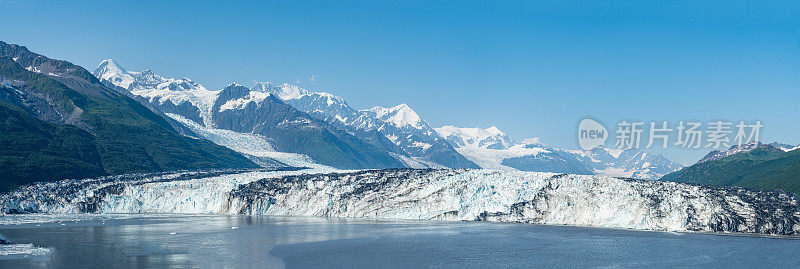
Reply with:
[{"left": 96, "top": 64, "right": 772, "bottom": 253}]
[
  {"left": 1, "top": 168, "right": 798, "bottom": 236},
  {"left": 166, "top": 113, "right": 332, "bottom": 169}
]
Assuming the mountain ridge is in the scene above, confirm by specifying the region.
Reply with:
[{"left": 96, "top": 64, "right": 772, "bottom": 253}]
[
  {"left": 91, "top": 58, "right": 685, "bottom": 177},
  {"left": 0, "top": 41, "right": 258, "bottom": 191},
  {"left": 662, "top": 142, "right": 800, "bottom": 195},
  {"left": 435, "top": 125, "right": 683, "bottom": 179},
  {"left": 93, "top": 62, "right": 405, "bottom": 170},
  {"left": 245, "top": 81, "right": 479, "bottom": 169}
]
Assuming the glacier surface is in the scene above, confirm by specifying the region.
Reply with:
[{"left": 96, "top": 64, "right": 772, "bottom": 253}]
[{"left": 1, "top": 169, "right": 798, "bottom": 236}]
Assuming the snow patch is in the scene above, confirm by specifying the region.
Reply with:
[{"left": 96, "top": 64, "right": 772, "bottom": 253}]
[
  {"left": 219, "top": 91, "right": 272, "bottom": 111},
  {"left": 606, "top": 148, "right": 624, "bottom": 158}
]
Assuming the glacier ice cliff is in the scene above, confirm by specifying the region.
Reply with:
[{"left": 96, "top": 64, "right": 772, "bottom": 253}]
[{"left": 1, "top": 169, "right": 798, "bottom": 235}]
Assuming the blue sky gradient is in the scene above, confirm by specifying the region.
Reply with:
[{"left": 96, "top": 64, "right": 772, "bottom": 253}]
[{"left": 1, "top": 0, "right": 799, "bottom": 164}]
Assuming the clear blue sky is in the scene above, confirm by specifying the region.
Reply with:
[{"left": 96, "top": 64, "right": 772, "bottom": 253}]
[{"left": 2, "top": 0, "right": 799, "bottom": 164}]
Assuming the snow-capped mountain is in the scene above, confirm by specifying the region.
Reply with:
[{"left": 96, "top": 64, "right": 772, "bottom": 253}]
[
  {"left": 573, "top": 147, "right": 683, "bottom": 179},
  {"left": 771, "top": 142, "right": 800, "bottom": 152},
  {"left": 0, "top": 42, "right": 258, "bottom": 190},
  {"left": 436, "top": 125, "right": 682, "bottom": 179},
  {"left": 367, "top": 104, "right": 426, "bottom": 129},
  {"left": 94, "top": 59, "right": 135, "bottom": 89},
  {"left": 210, "top": 83, "right": 406, "bottom": 169},
  {"left": 433, "top": 127, "right": 589, "bottom": 174},
  {"left": 436, "top": 126, "right": 515, "bottom": 149},
  {"left": 2, "top": 168, "right": 798, "bottom": 236},
  {"left": 251, "top": 81, "right": 308, "bottom": 100},
  {"left": 698, "top": 142, "right": 798, "bottom": 164},
  {"left": 93, "top": 58, "right": 676, "bottom": 175},
  {"left": 93, "top": 60, "right": 405, "bottom": 170},
  {"left": 360, "top": 104, "right": 478, "bottom": 168},
  {"left": 500, "top": 142, "right": 596, "bottom": 175},
  {"left": 248, "top": 82, "right": 479, "bottom": 169},
  {"left": 95, "top": 59, "right": 218, "bottom": 126}
]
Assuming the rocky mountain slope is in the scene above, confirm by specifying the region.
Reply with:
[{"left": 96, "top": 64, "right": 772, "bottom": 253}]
[
  {"left": 247, "top": 82, "right": 479, "bottom": 169},
  {"left": 211, "top": 83, "right": 404, "bottom": 169},
  {"left": 698, "top": 142, "right": 798, "bottom": 164},
  {"left": 0, "top": 42, "right": 258, "bottom": 191},
  {"left": 662, "top": 142, "right": 800, "bottom": 196}
]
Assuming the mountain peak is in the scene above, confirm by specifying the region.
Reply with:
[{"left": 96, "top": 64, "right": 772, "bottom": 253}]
[
  {"left": 97, "top": 59, "right": 125, "bottom": 73},
  {"left": 768, "top": 142, "right": 798, "bottom": 152},
  {"left": 94, "top": 59, "right": 135, "bottom": 89},
  {"left": 369, "top": 104, "right": 424, "bottom": 129},
  {"left": 250, "top": 82, "right": 308, "bottom": 100},
  {"left": 251, "top": 81, "right": 272, "bottom": 91},
  {"left": 225, "top": 82, "right": 244, "bottom": 89},
  {"left": 393, "top": 103, "right": 412, "bottom": 110},
  {"left": 93, "top": 59, "right": 217, "bottom": 126},
  {"left": 434, "top": 126, "right": 515, "bottom": 149},
  {"left": 698, "top": 141, "right": 773, "bottom": 164},
  {"left": 486, "top": 126, "right": 504, "bottom": 136}
]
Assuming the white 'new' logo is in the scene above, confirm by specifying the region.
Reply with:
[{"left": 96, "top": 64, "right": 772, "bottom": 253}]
[{"left": 578, "top": 118, "right": 608, "bottom": 150}]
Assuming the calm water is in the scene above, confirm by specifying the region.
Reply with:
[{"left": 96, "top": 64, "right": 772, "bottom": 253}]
[{"left": 0, "top": 214, "right": 798, "bottom": 268}]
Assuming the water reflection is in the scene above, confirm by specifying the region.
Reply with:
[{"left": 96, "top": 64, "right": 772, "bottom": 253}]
[{"left": 0, "top": 215, "right": 797, "bottom": 268}]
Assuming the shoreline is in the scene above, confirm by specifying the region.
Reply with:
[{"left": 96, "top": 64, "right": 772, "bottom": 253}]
[{"left": 2, "top": 212, "right": 799, "bottom": 240}]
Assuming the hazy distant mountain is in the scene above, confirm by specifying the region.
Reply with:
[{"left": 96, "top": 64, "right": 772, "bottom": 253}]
[
  {"left": 436, "top": 126, "right": 515, "bottom": 150},
  {"left": 574, "top": 147, "right": 683, "bottom": 180},
  {"left": 769, "top": 142, "right": 798, "bottom": 152},
  {"left": 0, "top": 41, "right": 257, "bottom": 191},
  {"left": 435, "top": 125, "right": 682, "bottom": 179}
]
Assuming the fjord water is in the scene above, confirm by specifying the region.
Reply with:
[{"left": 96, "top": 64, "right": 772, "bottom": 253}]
[{"left": 0, "top": 215, "right": 798, "bottom": 268}]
